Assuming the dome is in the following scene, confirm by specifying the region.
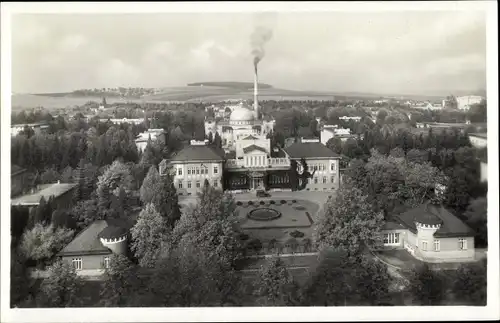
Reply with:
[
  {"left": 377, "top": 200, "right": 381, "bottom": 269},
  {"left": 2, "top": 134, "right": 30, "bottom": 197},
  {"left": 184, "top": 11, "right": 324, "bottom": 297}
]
[{"left": 230, "top": 106, "right": 255, "bottom": 123}]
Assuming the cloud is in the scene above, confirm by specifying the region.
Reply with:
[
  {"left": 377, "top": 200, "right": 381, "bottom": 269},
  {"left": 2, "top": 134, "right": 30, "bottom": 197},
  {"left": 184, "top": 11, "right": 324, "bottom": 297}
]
[{"left": 11, "top": 11, "right": 486, "bottom": 95}]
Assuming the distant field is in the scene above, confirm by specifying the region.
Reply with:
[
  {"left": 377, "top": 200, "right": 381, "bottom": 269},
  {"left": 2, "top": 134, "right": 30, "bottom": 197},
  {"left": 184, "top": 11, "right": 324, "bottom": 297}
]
[{"left": 11, "top": 86, "right": 343, "bottom": 110}]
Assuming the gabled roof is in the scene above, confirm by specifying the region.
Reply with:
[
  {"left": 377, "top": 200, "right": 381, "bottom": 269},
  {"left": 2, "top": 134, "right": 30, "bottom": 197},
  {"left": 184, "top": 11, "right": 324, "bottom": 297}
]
[
  {"left": 243, "top": 144, "right": 267, "bottom": 154},
  {"left": 394, "top": 202, "right": 474, "bottom": 238},
  {"left": 469, "top": 133, "right": 487, "bottom": 139},
  {"left": 170, "top": 145, "right": 224, "bottom": 162},
  {"left": 284, "top": 142, "right": 340, "bottom": 159},
  {"left": 11, "top": 182, "right": 77, "bottom": 206},
  {"left": 59, "top": 218, "right": 134, "bottom": 256},
  {"left": 242, "top": 135, "right": 259, "bottom": 140}
]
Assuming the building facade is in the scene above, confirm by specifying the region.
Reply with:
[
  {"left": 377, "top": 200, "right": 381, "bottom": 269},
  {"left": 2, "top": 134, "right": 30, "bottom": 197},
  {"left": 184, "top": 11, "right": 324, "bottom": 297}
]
[
  {"left": 468, "top": 133, "right": 487, "bottom": 148},
  {"left": 135, "top": 128, "right": 166, "bottom": 153},
  {"left": 456, "top": 95, "right": 484, "bottom": 111},
  {"left": 161, "top": 103, "right": 341, "bottom": 195},
  {"left": 382, "top": 202, "right": 476, "bottom": 263}
]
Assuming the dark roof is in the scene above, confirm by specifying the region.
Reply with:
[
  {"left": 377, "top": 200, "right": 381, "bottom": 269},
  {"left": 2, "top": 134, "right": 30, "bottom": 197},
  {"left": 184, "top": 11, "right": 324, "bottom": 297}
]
[
  {"left": 284, "top": 142, "right": 340, "bottom": 159},
  {"left": 11, "top": 165, "right": 27, "bottom": 177},
  {"left": 394, "top": 202, "right": 474, "bottom": 238},
  {"left": 382, "top": 221, "right": 405, "bottom": 230},
  {"left": 270, "top": 148, "right": 287, "bottom": 158},
  {"left": 170, "top": 145, "right": 224, "bottom": 162},
  {"left": 469, "top": 132, "right": 487, "bottom": 139},
  {"left": 59, "top": 218, "right": 133, "bottom": 256},
  {"left": 242, "top": 135, "right": 259, "bottom": 140},
  {"left": 243, "top": 144, "right": 267, "bottom": 154},
  {"left": 11, "top": 183, "right": 77, "bottom": 206},
  {"left": 225, "top": 151, "right": 236, "bottom": 159}
]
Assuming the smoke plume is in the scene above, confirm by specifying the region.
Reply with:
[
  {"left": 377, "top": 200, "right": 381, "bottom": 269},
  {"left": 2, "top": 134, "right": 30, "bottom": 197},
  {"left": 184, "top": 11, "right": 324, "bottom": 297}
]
[{"left": 251, "top": 25, "right": 273, "bottom": 72}]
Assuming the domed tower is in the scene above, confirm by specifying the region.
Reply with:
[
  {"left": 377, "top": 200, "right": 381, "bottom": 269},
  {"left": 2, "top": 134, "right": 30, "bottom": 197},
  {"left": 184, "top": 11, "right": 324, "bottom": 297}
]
[{"left": 98, "top": 221, "right": 129, "bottom": 256}]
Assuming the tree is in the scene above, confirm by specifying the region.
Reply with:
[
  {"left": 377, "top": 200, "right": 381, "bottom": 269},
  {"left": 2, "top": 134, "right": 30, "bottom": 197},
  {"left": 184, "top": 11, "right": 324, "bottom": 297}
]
[
  {"left": 10, "top": 251, "right": 32, "bottom": 307},
  {"left": 39, "top": 260, "right": 84, "bottom": 307},
  {"left": 139, "top": 165, "right": 160, "bottom": 205},
  {"left": 71, "top": 198, "right": 100, "bottom": 229},
  {"left": 452, "top": 259, "right": 486, "bottom": 305},
  {"left": 253, "top": 258, "right": 301, "bottom": 306},
  {"left": 151, "top": 173, "right": 182, "bottom": 228},
  {"left": 350, "top": 255, "right": 391, "bottom": 305},
  {"left": 389, "top": 147, "right": 405, "bottom": 158},
  {"left": 20, "top": 223, "right": 74, "bottom": 267},
  {"left": 130, "top": 203, "right": 169, "bottom": 268},
  {"left": 140, "top": 142, "right": 156, "bottom": 167},
  {"left": 100, "top": 254, "right": 143, "bottom": 306},
  {"left": 463, "top": 197, "right": 487, "bottom": 247},
  {"left": 326, "top": 137, "right": 343, "bottom": 155},
  {"left": 207, "top": 132, "right": 214, "bottom": 144},
  {"left": 96, "top": 160, "right": 134, "bottom": 217},
  {"left": 213, "top": 132, "right": 222, "bottom": 149},
  {"left": 60, "top": 166, "right": 73, "bottom": 183},
  {"left": 408, "top": 264, "right": 445, "bottom": 305},
  {"left": 345, "top": 158, "right": 367, "bottom": 190},
  {"left": 313, "top": 180, "right": 384, "bottom": 256}
]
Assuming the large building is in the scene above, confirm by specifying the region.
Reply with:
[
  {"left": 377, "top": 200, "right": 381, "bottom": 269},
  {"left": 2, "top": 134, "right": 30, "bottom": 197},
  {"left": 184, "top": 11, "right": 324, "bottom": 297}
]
[
  {"left": 11, "top": 181, "right": 77, "bottom": 212},
  {"left": 468, "top": 132, "right": 487, "bottom": 149},
  {"left": 135, "top": 128, "right": 166, "bottom": 152},
  {"left": 382, "top": 202, "right": 476, "bottom": 263},
  {"left": 456, "top": 95, "right": 484, "bottom": 111},
  {"left": 11, "top": 122, "right": 49, "bottom": 137}
]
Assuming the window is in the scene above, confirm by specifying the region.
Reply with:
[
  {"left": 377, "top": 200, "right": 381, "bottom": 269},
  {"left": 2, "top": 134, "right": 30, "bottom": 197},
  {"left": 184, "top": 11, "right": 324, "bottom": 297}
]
[
  {"left": 434, "top": 240, "right": 440, "bottom": 251},
  {"left": 331, "top": 163, "right": 335, "bottom": 171},
  {"left": 383, "top": 233, "right": 400, "bottom": 245},
  {"left": 72, "top": 258, "right": 82, "bottom": 270},
  {"left": 213, "top": 180, "right": 218, "bottom": 187},
  {"left": 196, "top": 168, "right": 200, "bottom": 175},
  {"left": 422, "top": 240, "right": 428, "bottom": 251},
  {"left": 196, "top": 181, "right": 201, "bottom": 188},
  {"left": 331, "top": 176, "right": 335, "bottom": 183},
  {"left": 187, "top": 168, "right": 191, "bottom": 175},
  {"left": 178, "top": 181, "right": 183, "bottom": 189},
  {"left": 103, "top": 256, "right": 110, "bottom": 269},
  {"left": 458, "top": 238, "right": 467, "bottom": 250},
  {"left": 214, "top": 166, "right": 218, "bottom": 174},
  {"left": 187, "top": 181, "right": 192, "bottom": 189},
  {"left": 314, "top": 177, "right": 318, "bottom": 184},
  {"left": 178, "top": 168, "right": 182, "bottom": 176},
  {"left": 323, "top": 177, "right": 327, "bottom": 184}
]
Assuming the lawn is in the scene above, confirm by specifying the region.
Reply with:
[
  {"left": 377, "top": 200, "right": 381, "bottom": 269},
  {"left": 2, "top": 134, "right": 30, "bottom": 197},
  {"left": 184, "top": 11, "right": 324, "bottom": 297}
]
[{"left": 235, "top": 199, "right": 319, "bottom": 245}]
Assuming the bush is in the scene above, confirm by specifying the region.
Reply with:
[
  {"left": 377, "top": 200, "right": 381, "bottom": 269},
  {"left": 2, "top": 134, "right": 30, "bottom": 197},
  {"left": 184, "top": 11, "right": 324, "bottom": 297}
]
[
  {"left": 285, "top": 238, "right": 299, "bottom": 253},
  {"left": 289, "top": 230, "right": 305, "bottom": 238},
  {"left": 268, "top": 239, "right": 278, "bottom": 251},
  {"left": 248, "top": 201, "right": 254, "bottom": 206},
  {"left": 270, "top": 200, "right": 275, "bottom": 205},
  {"left": 239, "top": 233, "right": 250, "bottom": 241},
  {"left": 259, "top": 201, "right": 266, "bottom": 205},
  {"left": 280, "top": 200, "right": 287, "bottom": 204},
  {"left": 292, "top": 200, "right": 297, "bottom": 203},
  {"left": 247, "top": 238, "right": 263, "bottom": 252},
  {"left": 302, "top": 238, "right": 313, "bottom": 252},
  {"left": 236, "top": 201, "right": 243, "bottom": 206}
]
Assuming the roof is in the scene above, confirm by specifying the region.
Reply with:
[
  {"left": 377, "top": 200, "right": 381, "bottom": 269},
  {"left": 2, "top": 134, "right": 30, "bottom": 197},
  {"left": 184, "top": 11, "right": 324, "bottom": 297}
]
[
  {"left": 243, "top": 135, "right": 259, "bottom": 140},
  {"left": 469, "top": 133, "right": 487, "bottom": 139},
  {"left": 11, "top": 182, "right": 77, "bottom": 206},
  {"left": 58, "top": 219, "right": 130, "bottom": 256},
  {"left": 243, "top": 144, "right": 267, "bottom": 154},
  {"left": 11, "top": 165, "right": 27, "bottom": 177},
  {"left": 394, "top": 202, "right": 474, "bottom": 238},
  {"left": 382, "top": 221, "right": 406, "bottom": 230},
  {"left": 284, "top": 142, "right": 341, "bottom": 159},
  {"left": 170, "top": 145, "right": 224, "bottom": 163}
]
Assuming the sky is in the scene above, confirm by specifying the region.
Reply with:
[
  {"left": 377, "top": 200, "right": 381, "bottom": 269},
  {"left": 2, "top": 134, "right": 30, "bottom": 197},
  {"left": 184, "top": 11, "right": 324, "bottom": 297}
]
[{"left": 11, "top": 11, "right": 487, "bottom": 96}]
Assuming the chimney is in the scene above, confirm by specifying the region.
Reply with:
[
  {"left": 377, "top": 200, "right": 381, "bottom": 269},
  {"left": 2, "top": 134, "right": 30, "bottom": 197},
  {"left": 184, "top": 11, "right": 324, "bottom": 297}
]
[{"left": 254, "top": 68, "right": 259, "bottom": 119}]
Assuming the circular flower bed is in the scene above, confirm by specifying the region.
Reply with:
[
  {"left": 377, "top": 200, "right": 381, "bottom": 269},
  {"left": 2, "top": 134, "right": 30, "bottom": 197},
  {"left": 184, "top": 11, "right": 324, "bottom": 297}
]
[
  {"left": 236, "top": 201, "right": 243, "bottom": 206},
  {"left": 270, "top": 200, "right": 276, "bottom": 205},
  {"left": 280, "top": 200, "right": 287, "bottom": 204},
  {"left": 294, "top": 205, "right": 306, "bottom": 210},
  {"left": 247, "top": 208, "right": 282, "bottom": 221},
  {"left": 289, "top": 230, "right": 305, "bottom": 238},
  {"left": 259, "top": 201, "right": 266, "bottom": 205}
]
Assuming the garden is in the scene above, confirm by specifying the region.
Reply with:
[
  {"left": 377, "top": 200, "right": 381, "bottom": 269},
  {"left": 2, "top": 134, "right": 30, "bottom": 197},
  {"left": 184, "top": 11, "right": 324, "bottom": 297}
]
[{"left": 235, "top": 199, "right": 319, "bottom": 256}]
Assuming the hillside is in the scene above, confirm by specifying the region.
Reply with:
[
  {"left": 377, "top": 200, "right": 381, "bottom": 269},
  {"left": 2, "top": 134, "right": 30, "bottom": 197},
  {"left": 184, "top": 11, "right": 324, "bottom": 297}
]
[{"left": 187, "top": 81, "right": 273, "bottom": 90}]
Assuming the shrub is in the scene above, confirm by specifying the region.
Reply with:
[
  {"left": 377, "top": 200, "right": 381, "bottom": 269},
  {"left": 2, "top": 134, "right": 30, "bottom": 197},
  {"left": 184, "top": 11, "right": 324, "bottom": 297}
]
[
  {"left": 285, "top": 238, "right": 299, "bottom": 253},
  {"left": 259, "top": 201, "right": 266, "bottom": 205},
  {"left": 302, "top": 238, "right": 313, "bottom": 252},
  {"left": 248, "top": 238, "right": 263, "bottom": 252},
  {"left": 239, "top": 233, "right": 250, "bottom": 241},
  {"left": 236, "top": 201, "right": 243, "bottom": 206},
  {"left": 292, "top": 200, "right": 297, "bottom": 203},
  {"left": 248, "top": 201, "right": 254, "bottom": 206},
  {"left": 280, "top": 200, "right": 287, "bottom": 204},
  {"left": 268, "top": 239, "right": 278, "bottom": 251},
  {"left": 270, "top": 200, "right": 276, "bottom": 205},
  {"left": 289, "top": 230, "right": 305, "bottom": 238}
]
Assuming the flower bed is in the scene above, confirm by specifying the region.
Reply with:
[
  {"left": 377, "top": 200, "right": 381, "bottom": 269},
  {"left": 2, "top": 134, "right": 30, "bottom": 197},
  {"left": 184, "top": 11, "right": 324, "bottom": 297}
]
[{"left": 247, "top": 208, "right": 282, "bottom": 221}]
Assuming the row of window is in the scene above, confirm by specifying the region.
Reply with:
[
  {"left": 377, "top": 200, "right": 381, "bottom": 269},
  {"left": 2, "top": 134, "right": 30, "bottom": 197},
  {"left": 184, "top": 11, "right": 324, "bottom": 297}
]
[
  {"left": 269, "top": 174, "right": 290, "bottom": 184},
  {"left": 71, "top": 257, "right": 110, "bottom": 271},
  {"left": 383, "top": 234, "right": 469, "bottom": 251},
  {"left": 178, "top": 180, "right": 219, "bottom": 189},
  {"left": 300, "top": 163, "right": 336, "bottom": 172},
  {"left": 307, "top": 176, "right": 336, "bottom": 184},
  {"left": 178, "top": 166, "right": 219, "bottom": 176},
  {"left": 246, "top": 155, "right": 266, "bottom": 167}
]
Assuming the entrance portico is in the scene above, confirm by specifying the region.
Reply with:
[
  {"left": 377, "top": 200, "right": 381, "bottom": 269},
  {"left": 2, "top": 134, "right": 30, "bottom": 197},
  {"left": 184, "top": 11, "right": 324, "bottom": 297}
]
[{"left": 248, "top": 171, "right": 265, "bottom": 190}]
